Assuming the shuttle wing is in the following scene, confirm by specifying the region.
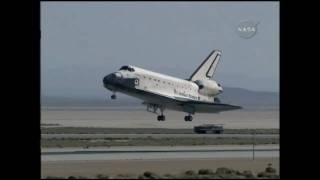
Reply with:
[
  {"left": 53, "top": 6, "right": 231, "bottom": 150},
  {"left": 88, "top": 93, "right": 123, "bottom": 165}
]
[
  {"left": 139, "top": 88, "right": 241, "bottom": 114},
  {"left": 181, "top": 100, "right": 242, "bottom": 113}
]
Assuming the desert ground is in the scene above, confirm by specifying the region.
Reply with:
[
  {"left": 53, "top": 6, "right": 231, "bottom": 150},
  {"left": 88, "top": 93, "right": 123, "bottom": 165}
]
[
  {"left": 41, "top": 157, "right": 279, "bottom": 178},
  {"left": 41, "top": 106, "right": 279, "bottom": 178}
]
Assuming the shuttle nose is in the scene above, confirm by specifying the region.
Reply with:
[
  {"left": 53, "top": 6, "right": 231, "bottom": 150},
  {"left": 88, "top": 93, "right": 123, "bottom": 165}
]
[
  {"left": 103, "top": 72, "right": 122, "bottom": 86},
  {"left": 103, "top": 75, "right": 110, "bottom": 85}
]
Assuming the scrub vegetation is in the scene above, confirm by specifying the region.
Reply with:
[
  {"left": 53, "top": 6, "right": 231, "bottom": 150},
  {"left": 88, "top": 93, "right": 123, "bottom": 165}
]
[{"left": 44, "top": 164, "right": 279, "bottom": 179}]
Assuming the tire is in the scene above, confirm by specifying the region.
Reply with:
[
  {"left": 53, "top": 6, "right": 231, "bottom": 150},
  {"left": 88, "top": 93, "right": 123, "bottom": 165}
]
[{"left": 158, "top": 115, "right": 165, "bottom": 121}]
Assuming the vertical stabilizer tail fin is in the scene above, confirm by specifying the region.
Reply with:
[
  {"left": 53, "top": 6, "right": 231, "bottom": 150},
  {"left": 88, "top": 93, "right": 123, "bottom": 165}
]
[{"left": 189, "top": 50, "right": 221, "bottom": 81}]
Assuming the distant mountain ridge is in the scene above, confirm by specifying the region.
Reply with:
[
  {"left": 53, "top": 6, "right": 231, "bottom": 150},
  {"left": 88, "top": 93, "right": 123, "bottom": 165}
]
[
  {"left": 42, "top": 87, "right": 279, "bottom": 108},
  {"left": 217, "top": 87, "right": 278, "bottom": 107}
]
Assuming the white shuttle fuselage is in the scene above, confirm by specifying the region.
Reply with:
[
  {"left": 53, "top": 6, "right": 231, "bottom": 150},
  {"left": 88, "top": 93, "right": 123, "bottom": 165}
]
[{"left": 103, "top": 50, "right": 241, "bottom": 121}]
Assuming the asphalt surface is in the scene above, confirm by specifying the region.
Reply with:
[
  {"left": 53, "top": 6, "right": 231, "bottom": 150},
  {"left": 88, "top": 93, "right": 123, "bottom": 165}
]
[{"left": 41, "top": 145, "right": 279, "bottom": 161}]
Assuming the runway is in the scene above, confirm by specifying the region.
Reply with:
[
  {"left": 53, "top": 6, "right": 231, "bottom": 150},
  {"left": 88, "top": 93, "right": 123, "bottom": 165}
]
[
  {"left": 41, "top": 107, "right": 279, "bottom": 129},
  {"left": 42, "top": 133, "right": 278, "bottom": 139},
  {"left": 42, "top": 145, "right": 279, "bottom": 161}
]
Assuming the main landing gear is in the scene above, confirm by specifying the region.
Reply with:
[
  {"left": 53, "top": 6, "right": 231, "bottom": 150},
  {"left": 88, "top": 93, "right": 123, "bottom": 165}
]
[
  {"left": 111, "top": 93, "right": 116, "bottom": 99},
  {"left": 145, "top": 104, "right": 194, "bottom": 121},
  {"left": 157, "top": 115, "right": 166, "bottom": 121},
  {"left": 157, "top": 106, "right": 166, "bottom": 121},
  {"left": 184, "top": 115, "right": 193, "bottom": 122},
  {"left": 146, "top": 103, "right": 166, "bottom": 121}
]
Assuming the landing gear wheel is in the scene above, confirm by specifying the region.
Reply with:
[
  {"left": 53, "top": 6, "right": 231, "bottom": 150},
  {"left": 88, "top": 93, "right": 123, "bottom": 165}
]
[
  {"left": 157, "top": 115, "right": 166, "bottom": 121},
  {"left": 184, "top": 115, "right": 193, "bottom": 121},
  {"left": 111, "top": 94, "right": 116, "bottom": 99}
]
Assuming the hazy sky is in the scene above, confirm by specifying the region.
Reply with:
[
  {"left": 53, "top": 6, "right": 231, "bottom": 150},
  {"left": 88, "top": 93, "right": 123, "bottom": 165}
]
[{"left": 41, "top": 2, "right": 279, "bottom": 98}]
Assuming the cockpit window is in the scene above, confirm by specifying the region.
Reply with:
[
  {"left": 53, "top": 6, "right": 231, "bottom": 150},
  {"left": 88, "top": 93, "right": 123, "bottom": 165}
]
[
  {"left": 119, "top": 66, "right": 135, "bottom": 72},
  {"left": 119, "top": 66, "right": 129, "bottom": 70}
]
